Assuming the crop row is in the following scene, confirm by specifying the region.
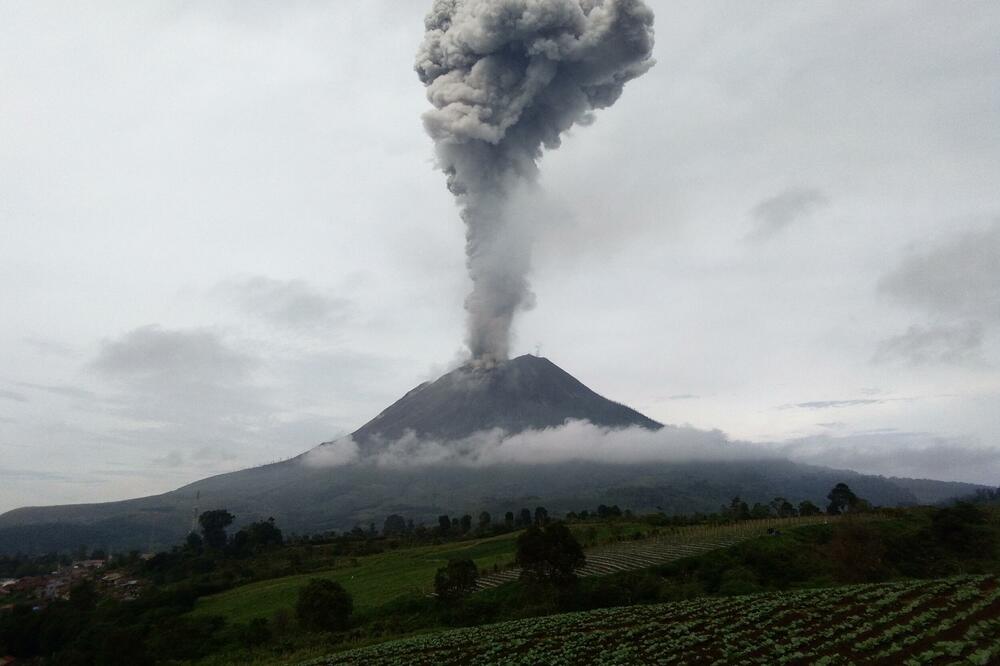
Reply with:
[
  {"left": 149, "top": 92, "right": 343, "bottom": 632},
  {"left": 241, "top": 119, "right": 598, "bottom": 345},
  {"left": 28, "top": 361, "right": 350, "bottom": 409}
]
[{"left": 313, "top": 575, "right": 1000, "bottom": 665}]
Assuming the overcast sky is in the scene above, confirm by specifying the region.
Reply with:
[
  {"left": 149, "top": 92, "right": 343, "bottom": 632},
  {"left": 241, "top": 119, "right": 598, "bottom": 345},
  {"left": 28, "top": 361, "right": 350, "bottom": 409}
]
[{"left": 1, "top": 1, "right": 998, "bottom": 514}]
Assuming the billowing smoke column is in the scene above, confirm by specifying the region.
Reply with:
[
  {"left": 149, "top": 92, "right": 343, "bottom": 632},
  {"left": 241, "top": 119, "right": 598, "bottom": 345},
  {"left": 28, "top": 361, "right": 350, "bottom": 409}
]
[{"left": 416, "top": 0, "right": 655, "bottom": 366}]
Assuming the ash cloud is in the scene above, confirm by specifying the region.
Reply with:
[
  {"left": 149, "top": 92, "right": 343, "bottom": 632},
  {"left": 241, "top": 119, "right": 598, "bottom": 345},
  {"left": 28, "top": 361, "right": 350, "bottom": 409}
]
[{"left": 415, "top": 0, "right": 655, "bottom": 365}]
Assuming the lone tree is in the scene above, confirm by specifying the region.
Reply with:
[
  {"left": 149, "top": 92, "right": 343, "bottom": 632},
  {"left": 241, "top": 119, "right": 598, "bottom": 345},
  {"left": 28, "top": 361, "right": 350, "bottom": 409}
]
[
  {"left": 534, "top": 506, "right": 549, "bottom": 526},
  {"left": 770, "top": 497, "right": 797, "bottom": 518},
  {"left": 516, "top": 521, "right": 586, "bottom": 587},
  {"left": 437, "top": 514, "right": 451, "bottom": 535},
  {"left": 382, "top": 514, "right": 407, "bottom": 536},
  {"left": 434, "top": 558, "right": 478, "bottom": 603},
  {"left": 518, "top": 508, "right": 533, "bottom": 527},
  {"left": 199, "top": 509, "right": 234, "bottom": 550},
  {"left": 827, "top": 483, "right": 860, "bottom": 515},
  {"left": 295, "top": 579, "right": 353, "bottom": 632}
]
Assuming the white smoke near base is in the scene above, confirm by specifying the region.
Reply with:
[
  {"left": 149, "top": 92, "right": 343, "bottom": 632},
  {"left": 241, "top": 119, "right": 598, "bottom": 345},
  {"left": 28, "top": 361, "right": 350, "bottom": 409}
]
[
  {"left": 301, "top": 419, "right": 771, "bottom": 469},
  {"left": 415, "top": 0, "right": 656, "bottom": 366}
]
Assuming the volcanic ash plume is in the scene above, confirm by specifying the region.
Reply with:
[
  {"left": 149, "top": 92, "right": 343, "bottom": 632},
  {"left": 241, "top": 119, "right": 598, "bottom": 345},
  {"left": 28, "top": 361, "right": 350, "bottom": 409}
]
[{"left": 415, "top": 0, "right": 655, "bottom": 366}]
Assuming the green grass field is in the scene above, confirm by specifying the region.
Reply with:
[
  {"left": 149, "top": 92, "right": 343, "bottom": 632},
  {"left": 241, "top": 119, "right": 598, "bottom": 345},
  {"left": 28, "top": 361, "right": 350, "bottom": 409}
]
[
  {"left": 311, "top": 575, "right": 1000, "bottom": 665},
  {"left": 191, "top": 531, "right": 522, "bottom": 622},
  {"left": 191, "top": 518, "right": 821, "bottom": 624}
]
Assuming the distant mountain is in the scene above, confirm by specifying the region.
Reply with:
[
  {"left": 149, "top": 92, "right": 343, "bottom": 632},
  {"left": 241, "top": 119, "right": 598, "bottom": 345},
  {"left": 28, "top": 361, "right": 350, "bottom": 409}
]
[{"left": 0, "top": 356, "right": 983, "bottom": 554}]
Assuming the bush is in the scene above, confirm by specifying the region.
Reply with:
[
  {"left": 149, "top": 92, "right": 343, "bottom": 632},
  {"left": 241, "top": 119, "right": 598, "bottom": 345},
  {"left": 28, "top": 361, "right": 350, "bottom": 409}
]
[{"left": 295, "top": 579, "right": 353, "bottom": 632}]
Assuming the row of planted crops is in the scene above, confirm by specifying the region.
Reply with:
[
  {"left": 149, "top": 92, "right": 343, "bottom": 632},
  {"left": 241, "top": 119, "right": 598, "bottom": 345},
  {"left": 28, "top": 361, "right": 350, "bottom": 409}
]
[{"left": 313, "top": 575, "right": 1000, "bottom": 665}]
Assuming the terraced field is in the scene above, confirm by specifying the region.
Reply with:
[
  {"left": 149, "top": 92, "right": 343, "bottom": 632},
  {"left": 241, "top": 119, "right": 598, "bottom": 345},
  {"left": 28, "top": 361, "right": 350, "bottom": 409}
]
[
  {"left": 475, "top": 516, "right": 833, "bottom": 591},
  {"left": 312, "top": 575, "right": 1000, "bottom": 665}
]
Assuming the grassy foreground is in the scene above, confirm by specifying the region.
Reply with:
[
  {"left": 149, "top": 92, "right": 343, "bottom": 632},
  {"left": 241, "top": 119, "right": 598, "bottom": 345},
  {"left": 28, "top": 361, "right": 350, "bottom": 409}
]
[
  {"left": 190, "top": 531, "right": 520, "bottom": 622},
  {"left": 311, "top": 575, "right": 1000, "bottom": 665}
]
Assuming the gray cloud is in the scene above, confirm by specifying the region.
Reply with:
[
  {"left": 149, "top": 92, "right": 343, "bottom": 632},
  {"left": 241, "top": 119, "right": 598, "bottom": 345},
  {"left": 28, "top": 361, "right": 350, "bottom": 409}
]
[
  {"left": 782, "top": 398, "right": 884, "bottom": 410},
  {"left": 23, "top": 337, "right": 79, "bottom": 359},
  {"left": 0, "top": 467, "right": 80, "bottom": 483},
  {"left": 874, "top": 321, "right": 985, "bottom": 366},
  {"left": 304, "top": 419, "right": 764, "bottom": 469},
  {"left": 879, "top": 222, "right": 1000, "bottom": 321},
  {"left": 781, "top": 431, "right": 1000, "bottom": 485},
  {"left": 747, "top": 187, "right": 829, "bottom": 241},
  {"left": 0, "top": 389, "right": 28, "bottom": 403},
  {"left": 217, "top": 276, "right": 354, "bottom": 330},
  {"left": 93, "top": 325, "right": 255, "bottom": 385},
  {"left": 17, "top": 382, "right": 95, "bottom": 401}
]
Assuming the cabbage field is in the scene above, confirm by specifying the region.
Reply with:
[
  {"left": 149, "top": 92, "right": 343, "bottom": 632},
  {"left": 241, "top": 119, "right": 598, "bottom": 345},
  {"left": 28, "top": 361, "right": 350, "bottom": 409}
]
[{"left": 312, "top": 575, "right": 1000, "bottom": 665}]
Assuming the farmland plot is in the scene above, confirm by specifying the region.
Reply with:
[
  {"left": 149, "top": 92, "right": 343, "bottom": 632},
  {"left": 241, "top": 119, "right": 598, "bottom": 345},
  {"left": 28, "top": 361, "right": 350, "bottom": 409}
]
[
  {"left": 476, "top": 515, "right": 834, "bottom": 591},
  {"left": 312, "top": 575, "right": 1000, "bottom": 665}
]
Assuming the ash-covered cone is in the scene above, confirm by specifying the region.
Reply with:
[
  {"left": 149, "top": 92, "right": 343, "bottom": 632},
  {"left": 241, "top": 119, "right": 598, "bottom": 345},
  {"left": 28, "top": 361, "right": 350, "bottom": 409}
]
[{"left": 351, "top": 354, "right": 661, "bottom": 450}]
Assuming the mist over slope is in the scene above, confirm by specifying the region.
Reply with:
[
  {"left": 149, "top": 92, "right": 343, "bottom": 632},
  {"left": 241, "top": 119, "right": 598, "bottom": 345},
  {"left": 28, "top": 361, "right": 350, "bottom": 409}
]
[{"left": 0, "top": 356, "right": 982, "bottom": 554}]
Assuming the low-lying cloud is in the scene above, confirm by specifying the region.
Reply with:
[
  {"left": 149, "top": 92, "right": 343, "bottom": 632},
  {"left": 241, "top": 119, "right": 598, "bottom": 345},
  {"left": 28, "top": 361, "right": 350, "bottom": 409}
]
[
  {"left": 302, "top": 419, "right": 770, "bottom": 470},
  {"left": 301, "top": 417, "right": 1000, "bottom": 487},
  {"left": 779, "top": 431, "right": 1000, "bottom": 485}
]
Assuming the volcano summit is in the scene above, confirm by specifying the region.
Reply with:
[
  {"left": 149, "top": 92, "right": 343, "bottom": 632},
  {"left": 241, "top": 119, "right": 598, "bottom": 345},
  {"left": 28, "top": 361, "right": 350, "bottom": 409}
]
[
  {"left": 0, "top": 356, "right": 979, "bottom": 554},
  {"left": 351, "top": 355, "right": 661, "bottom": 451}
]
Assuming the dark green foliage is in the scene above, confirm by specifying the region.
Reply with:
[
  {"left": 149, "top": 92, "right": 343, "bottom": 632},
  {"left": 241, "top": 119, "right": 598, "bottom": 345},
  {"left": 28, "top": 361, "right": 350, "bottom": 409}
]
[
  {"left": 518, "top": 508, "right": 532, "bottom": 527},
  {"left": 829, "top": 519, "right": 887, "bottom": 583},
  {"left": 236, "top": 617, "right": 272, "bottom": 648},
  {"left": 434, "top": 559, "right": 479, "bottom": 603},
  {"left": 382, "top": 514, "right": 407, "bottom": 536},
  {"left": 232, "top": 517, "right": 284, "bottom": 556},
  {"left": 931, "top": 502, "right": 994, "bottom": 556},
  {"left": 478, "top": 511, "right": 492, "bottom": 530},
  {"left": 826, "top": 483, "right": 859, "bottom": 515},
  {"left": 516, "top": 521, "right": 586, "bottom": 587},
  {"left": 186, "top": 530, "right": 204, "bottom": 551},
  {"left": 798, "top": 500, "right": 822, "bottom": 516},
  {"left": 728, "top": 497, "right": 750, "bottom": 521},
  {"left": 534, "top": 506, "right": 549, "bottom": 525},
  {"left": 295, "top": 579, "right": 353, "bottom": 632},
  {"left": 770, "top": 497, "right": 797, "bottom": 518},
  {"left": 199, "top": 509, "right": 235, "bottom": 550}
]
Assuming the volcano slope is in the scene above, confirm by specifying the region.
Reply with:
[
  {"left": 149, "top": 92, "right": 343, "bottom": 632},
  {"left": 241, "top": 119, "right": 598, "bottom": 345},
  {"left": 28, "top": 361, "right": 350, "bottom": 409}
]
[{"left": 0, "top": 355, "right": 981, "bottom": 553}]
